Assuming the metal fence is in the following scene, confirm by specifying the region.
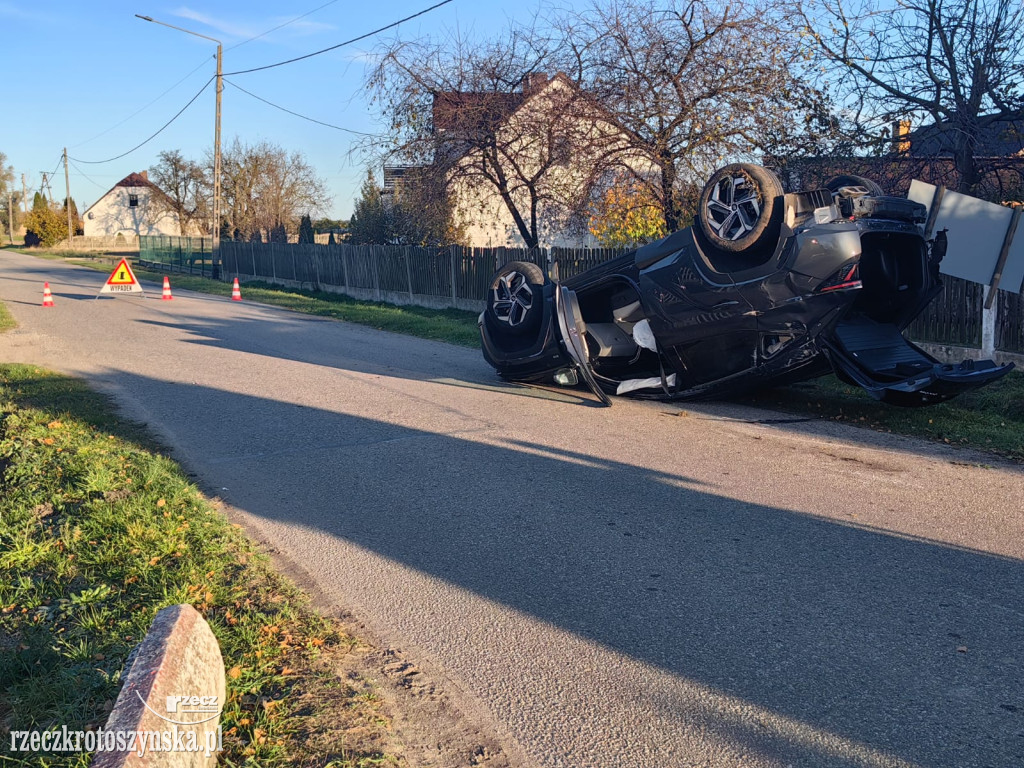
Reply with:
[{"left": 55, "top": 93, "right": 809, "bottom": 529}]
[
  {"left": 138, "top": 235, "right": 214, "bottom": 278},
  {"left": 213, "top": 241, "right": 557, "bottom": 311},
  {"left": 139, "top": 236, "right": 1023, "bottom": 355}
]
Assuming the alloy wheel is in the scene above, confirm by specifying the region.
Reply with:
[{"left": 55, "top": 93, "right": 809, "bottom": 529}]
[
  {"left": 492, "top": 271, "right": 534, "bottom": 327},
  {"left": 704, "top": 173, "right": 762, "bottom": 241}
]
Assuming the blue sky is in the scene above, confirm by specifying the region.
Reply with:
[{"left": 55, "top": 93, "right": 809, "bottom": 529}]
[{"left": 0, "top": 1, "right": 538, "bottom": 219}]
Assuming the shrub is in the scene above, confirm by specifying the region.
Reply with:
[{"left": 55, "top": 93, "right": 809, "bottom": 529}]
[{"left": 23, "top": 206, "right": 67, "bottom": 248}]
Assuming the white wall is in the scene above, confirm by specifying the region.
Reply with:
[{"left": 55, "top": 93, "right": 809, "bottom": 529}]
[
  {"left": 446, "top": 77, "right": 650, "bottom": 249},
  {"left": 83, "top": 186, "right": 181, "bottom": 238}
]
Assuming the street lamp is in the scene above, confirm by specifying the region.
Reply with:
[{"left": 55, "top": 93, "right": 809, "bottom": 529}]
[{"left": 136, "top": 13, "right": 223, "bottom": 279}]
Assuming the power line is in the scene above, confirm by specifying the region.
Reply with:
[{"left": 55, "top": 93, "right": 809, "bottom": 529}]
[
  {"left": 226, "top": 0, "right": 344, "bottom": 52},
  {"left": 71, "top": 77, "right": 214, "bottom": 164},
  {"left": 68, "top": 160, "right": 110, "bottom": 191},
  {"left": 224, "top": 0, "right": 454, "bottom": 76},
  {"left": 71, "top": 55, "right": 214, "bottom": 149},
  {"left": 225, "top": 78, "right": 383, "bottom": 137}
]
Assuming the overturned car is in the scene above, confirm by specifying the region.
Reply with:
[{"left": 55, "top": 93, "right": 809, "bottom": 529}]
[{"left": 480, "top": 163, "right": 1013, "bottom": 407}]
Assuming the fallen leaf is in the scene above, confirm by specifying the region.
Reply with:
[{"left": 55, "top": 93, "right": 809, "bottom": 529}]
[
  {"left": 156, "top": 499, "right": 166, "bottom": 508},
  {"left": 228, "top": 666, "right": 242, "bottom": 679}
]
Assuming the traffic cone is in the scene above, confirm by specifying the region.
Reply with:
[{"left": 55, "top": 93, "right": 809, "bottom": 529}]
[
  {"left": 42, "top": 282, "right": 54, "bottom": 307},
  {"left": 161, "top": 276, "right": 173, "bottom": 301},
  {"left": 231, "top": 278, "right": 242, "bottom": 301}
]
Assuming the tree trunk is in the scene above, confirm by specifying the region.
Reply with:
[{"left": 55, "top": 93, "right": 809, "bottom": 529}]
[{"left": 659, "top": 156, "right": 681, "bottom": 233}]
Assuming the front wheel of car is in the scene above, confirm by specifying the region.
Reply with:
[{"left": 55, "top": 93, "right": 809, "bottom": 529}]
[
  {"left": 698, "top": 163, "right": 783, "bottom": 254},
  {"left": 485, "top": 261, "right": 547, "bottom": 337}
]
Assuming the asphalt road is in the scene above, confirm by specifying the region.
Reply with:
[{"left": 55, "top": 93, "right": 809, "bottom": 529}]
[{"left": 2, "top": 251, "right": 1023, "bottom": 768}]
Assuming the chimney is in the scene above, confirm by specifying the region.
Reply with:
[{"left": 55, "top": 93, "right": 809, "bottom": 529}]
[
  {"left": 523, "top": 73, "right": 549, "bottom": 95},
  {"left": 140, "top": 170, "right": 149, "bottom": 181},
  {"left": 892, "top": 120, "right": 911, "bottom": 155}
]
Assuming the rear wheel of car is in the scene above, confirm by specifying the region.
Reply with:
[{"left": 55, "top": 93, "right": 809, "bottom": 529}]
[
  {"left": 823, "top": 174, "right": 884, "bottom": 196},
  {"left": 698, "top": 163, "right": 783, "bottom": 254},
  {"left": 485, "top": 261, "right": 547, "bottom": 337}
]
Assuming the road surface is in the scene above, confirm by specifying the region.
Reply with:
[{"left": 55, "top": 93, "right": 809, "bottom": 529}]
[{"left": 2, "top": 251, "right": 1022, "bottom": 768}]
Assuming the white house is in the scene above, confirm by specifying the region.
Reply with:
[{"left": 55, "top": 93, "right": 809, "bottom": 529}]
[
  {"left": 82, "top": 171, "right": 183, "bottom": 238},
  {"left": 432, "top": 73, "right": 650, "bottom": 249}
]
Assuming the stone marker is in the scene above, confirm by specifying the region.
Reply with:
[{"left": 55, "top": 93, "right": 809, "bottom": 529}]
[{"left": 91, "top": 604, "right": 225, "bottom": 768}]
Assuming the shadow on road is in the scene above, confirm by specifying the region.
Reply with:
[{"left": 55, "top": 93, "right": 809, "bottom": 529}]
[{"left": 51, "top": 363, "right": 1024, "bottom": 768}]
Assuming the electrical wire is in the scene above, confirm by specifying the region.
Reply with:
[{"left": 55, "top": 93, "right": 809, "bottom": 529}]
[
  {"left": 225, "top": 78, "right": 383, "bottom": 137},
  {"left": 68, "top": 160, "right": 110, "bottom": 191},
  {"left": 71, "top": 77, "right": 214, "bottom": 164},
  {"left": 224, "top": 0, "right": 454, "bottom": 76},
  {"left": 226, "top": 0, "right": 344, "bottom": 52},
  {"left": 71, "top": 55, "right": 215, "bottom": 149}
]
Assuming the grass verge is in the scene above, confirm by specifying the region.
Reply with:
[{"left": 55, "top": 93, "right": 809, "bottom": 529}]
[
  {"left": 0, "top": 364, "right": 397, "bottom": 767},
  {"left": 9, "top": 248, "right": 481, "bottom": 348},
  {"left": 740, "top": 370, "right": 1024, "bottom": 462},
  {"left": 149, "top": 274, "right": 481, "bottom": 348},
  {"left": 0, "top": 302, "right": 14, "bottom": 333}
]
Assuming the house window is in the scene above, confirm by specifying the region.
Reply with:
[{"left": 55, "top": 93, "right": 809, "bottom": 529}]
[
  {"left": 128, "top": 194, "right": 139, "bottom": 208},
  {"left": 552, "top": 136, "right": 571, "bottom": 166}
]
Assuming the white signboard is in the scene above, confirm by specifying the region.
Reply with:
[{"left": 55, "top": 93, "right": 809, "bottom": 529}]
[{"left": 908, "top": 180, "right": 1024, "bottom": 292}]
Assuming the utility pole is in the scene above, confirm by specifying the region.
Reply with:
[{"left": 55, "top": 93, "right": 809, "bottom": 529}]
[
  {"left": 213, "top": 42, "right": 222, "bottom": 278},
  {"left": 63, "top": 147, "right": 73, "bottom": 245},
  {"left": 21, "top": 173, "right": 27, "bottom": 216},
  {"left": 135, "top": 14, "right": 222, "bottom": 278},
  {"left": 41, "top": 172, "right": 53, "bottom": 204},
  {"left": 7, "top": 193, "right": 13, "bottom": 245}
]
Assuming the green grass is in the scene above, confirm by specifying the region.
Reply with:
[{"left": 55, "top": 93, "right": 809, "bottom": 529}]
[
  {"left": 0, "top": 302, "right": 14, "bottom": 333},
  {"left": 144, "top": 274, "right": 482, "bottom": 348},
  {"left": 740, "top": 370, "right": 1024, "bottom": 461},
  {"left": 0, "top": 365, "right": 397, "bottom": 767}
]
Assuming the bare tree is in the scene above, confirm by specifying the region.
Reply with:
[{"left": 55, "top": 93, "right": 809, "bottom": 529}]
[
  {"left": 150, "top": 149, "right": 208, "bottom": 236},
  {"left": 217, "top": 139, "right": 330, "bottom": 240},
  {"left": 366, "top": 24, "right": 621, "bottom": 248},
  {"left": 800, "top": 0, "right": 1024, "bottom": 194},
  {"left": 554, "top": 0, "right": 822, "bottom": 231}
]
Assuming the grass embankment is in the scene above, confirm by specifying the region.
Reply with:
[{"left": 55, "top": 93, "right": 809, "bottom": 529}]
[
  {"left": 742, "top": 371, "right": 1024, "bottom": 461},
  {"left": 0, "top": 364, "right": 396, "bottom": 767},
  {"left": 144, "top": 274, "right": 481, "bottom": 348},
  {"left": 9, "top": 248, "right": 481, "bottom": 348},
  {"left": 0, "top": 302, "right": 15, "bottom": 333}
]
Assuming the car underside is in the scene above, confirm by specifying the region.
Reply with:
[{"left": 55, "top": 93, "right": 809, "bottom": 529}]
[{"left": 480, "top": 166, "right": 1014, "bottom": 407}]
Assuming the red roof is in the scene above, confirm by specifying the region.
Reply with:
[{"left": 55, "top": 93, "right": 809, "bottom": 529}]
[{"left": 114, "top": 172, "right": 155, "bottom": 188}]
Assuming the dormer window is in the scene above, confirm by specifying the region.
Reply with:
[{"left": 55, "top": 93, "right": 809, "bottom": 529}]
[{"left": 128, "top": 194, "right": 139, "bottom": 208}]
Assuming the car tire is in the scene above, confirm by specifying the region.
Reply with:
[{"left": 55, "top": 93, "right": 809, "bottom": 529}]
[
  {"left": 485, "top": 261, "right": 547, "bottom": 337},
  {"left": 823, "top": 174, "right": 884, "bottom": 196},
  {"left": 698, "top": 163, "right": 783, "bottom": 254}
]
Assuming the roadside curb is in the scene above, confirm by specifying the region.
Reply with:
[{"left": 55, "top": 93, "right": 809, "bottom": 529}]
[{"left": 91, "top": 604, "right": 225, "bottom": 768}]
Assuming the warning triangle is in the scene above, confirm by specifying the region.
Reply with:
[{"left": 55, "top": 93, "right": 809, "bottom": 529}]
[{"left": 100, "top": 259, "right": 144, "bottom": 295}]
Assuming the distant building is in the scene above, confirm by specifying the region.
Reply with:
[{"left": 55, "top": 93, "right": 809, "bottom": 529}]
[
  {"left": 430, "top": 73, "right": 649, "bottom": 248},
  {"left": 82, "top": 171, "right": 185, "bottom": 238}
]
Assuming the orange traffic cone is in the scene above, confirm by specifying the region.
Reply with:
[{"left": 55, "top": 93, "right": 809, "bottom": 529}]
[
  {"left": 231, "top": 278, "right": 242, "bottom": 301},
  {"left": 161, "top": 276, "right": 173, "bottom": 301},
  {"left": 42, "top": 282, "right": 54, "bottom": 307}
]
